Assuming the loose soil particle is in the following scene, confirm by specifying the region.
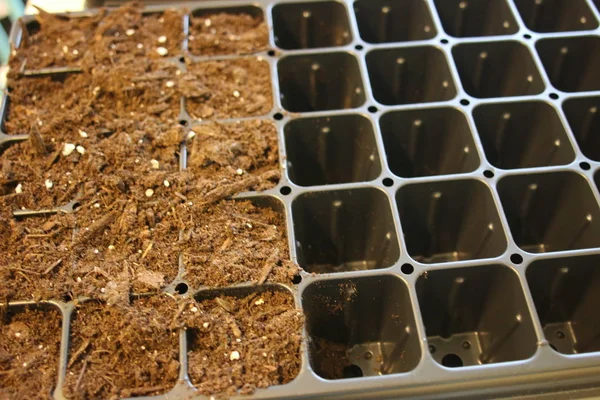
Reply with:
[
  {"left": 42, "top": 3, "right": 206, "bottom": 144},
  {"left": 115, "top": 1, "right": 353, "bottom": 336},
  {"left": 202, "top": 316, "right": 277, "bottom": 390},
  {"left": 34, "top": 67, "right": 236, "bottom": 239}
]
[
  {"left": 10, "top": 3, "right": 183, "bottom": 70},
  {"left": 183, "top": 290, "right": 303, "bottom": 396},
  {"left": 63, "top": 296, "right": 180, "bottom": 400},
  {"left": 0, "top": 306, "right": 62, "bottom": 399},
  {"left": 188, "top": 11, "right": 269, "bottom": 56},
  {"left": 182, "top": 58, "right": 273, "bottom": 120},
  {"left": 182, "top": 200, "right": 296, "bottom": 288}
]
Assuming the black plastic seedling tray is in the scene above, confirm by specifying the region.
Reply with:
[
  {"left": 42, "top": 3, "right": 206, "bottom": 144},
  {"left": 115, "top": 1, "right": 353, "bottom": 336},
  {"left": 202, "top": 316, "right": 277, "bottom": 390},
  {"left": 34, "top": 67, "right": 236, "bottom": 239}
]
[{"left": 3, "top": 0, "right": 600, "bottom": 399}]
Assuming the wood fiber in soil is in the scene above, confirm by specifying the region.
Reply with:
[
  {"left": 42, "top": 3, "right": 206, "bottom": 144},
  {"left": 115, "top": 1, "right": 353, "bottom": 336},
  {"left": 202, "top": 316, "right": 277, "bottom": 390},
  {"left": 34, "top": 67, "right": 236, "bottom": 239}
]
[
  {"left": 10, "top": 4, "right": 183, "bottom": 70},
  {"left": 182, "top": 58, "right": 273, "bottom": 120},
  {"left": 0, "top": 307, "right": 62, "bottom": 399},
  {"left": 182, "top": 200, "right": 297, "bottom": 288},
  {"left": 188, "top": 11, "right": 269, "bottom": 56},
  {"left": 63, "top": 296, "right": 180, "bottom": 399},
  {"left": 0, "top": 213, "right": 75, "bottom": 301},
  {"left": 184, "top": 290, "right": 303, "bottom": 396}
]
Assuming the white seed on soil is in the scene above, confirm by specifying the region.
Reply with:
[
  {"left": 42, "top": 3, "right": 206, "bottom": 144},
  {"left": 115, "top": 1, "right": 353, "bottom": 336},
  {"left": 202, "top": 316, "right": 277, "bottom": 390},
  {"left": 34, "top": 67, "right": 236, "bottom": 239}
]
[
  {"left": 254, "top": 298, "right": 264, "bottom": 305},
  {"left": 188, "top": 35, "right": 195, "bottom": 41},
  {"left": 38, "top": 345, "right": 43, "bottom": 349},
  {"left": 204, "top": 19, "right": 212, "bottom": 27},
  {"left": 145, "top": 188, "right": 154, "bottom": 197},
  {"left": 163, "top": 180, "right": 170, "bottom": 187},
  {"left": 137, "top": 43, "right": 144, "bottom": 49},
  {"left": 79, "top": 129, "right": 88, "bottom": 138},
  {"left": 186, "top": 131, "right": 196, "bottom": 140},
  {"left": 94, "top": 249, "right": 99, "bottom": 254},
  {"left": 236, "top": 338, "right": 241, "bottom": 342},
  {"left": 246, "top": 223, "right": 253, "bottom": 229},
  {"left": 32, "top": 95, "right": 37, "bottom": 101},
  {"left": 100, "top": 287, "right": 105, "bottom": 293},
  {"left": 62, "top": 45, "right": 68, "bottom": 53},
  {"left": 230, "top": 351, "right": 240, "bottom": 361},
  {"left": 158, "top": 35, "right": 167, "bottom": 43},
  {"left": 236, "top": 168, "right": 244, "bottom": 175},
  {"left": 76, "top": 277, "right": 82, "bottom": 283},
  {"left": 45, "top": 179, "right": 53, "bottom": 190},
  {"left": 15, "top": 332, "right": 21, "bottom": 337},
  {"left": 165, "top": 81, "right": 175, "bottom": 88},
  {"left": 191, "top": 307, "right": 198, "bottom": 313},
  {"left": 94, "top": 203, "right": 100, "bottom": 208},
  {"left": 76, "top": 145, "right": 85, "bottom": 155},
  {"left": 37, "top": 120, "right": 43, "bottom": 126},
  {"left": 93, "top": 86, "right": 101, "bottom": 95},
  {"left": 203, "top": 322, "right": 209, "bottom": 328},
  {"left": 108, "top": 245, "right": 115, "bottom": 250},
  {"left": 156, "top": 47, "right": 168, "bottom": 56},
  {"left": 233, "top": 90, "right": 240, "bottom": 98},
  {"left": 150, "top": 159, "right": 160, "bottom": 169},
  {"left": 263, "top": 352, "right": 268, "bottom": 357},
  {"left": 175, "top": 70, "right": 181, "bottom": 76},
  {"left": 126, "top": 29, "right": 135, "bottom": 36},
  {"left": 15, "top": 183, "right": 23, "bottom": 194},
  {"left": 63, "top": 143, "right": 76, "bottom": 156},
  {"left": 72, "top": 49, "right": 79, "bottom": 55},
  {"left": 23, "top": 363, "right": 27, "bottom": 367},
  {"left": 140, "top": 345, "right": 146, "bottom": 350},
  {"left": 110, "top": 44, "right": 116, "bottom": 49},
  {"left": 135, "top": 158, "right": 140, "bottom": 163}
]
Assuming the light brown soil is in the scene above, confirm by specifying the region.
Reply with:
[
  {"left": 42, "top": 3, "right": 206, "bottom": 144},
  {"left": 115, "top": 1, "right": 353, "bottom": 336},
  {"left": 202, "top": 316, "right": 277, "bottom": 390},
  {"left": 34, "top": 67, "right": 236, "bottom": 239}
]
[
  {"left": 182, "top": 58, "right": 273, "bottom": 120},
  {"left": 0, "top": 306, "right": 62, "bottom": 399},
  {"left": 188, "top": 11, "right": 269, "bottom": 56},
  {"left": 183, "top": 290, "right": 303, "bottom": 396},
  {"left": 63, "top": 296, "right": 180, "bottom": 399}
]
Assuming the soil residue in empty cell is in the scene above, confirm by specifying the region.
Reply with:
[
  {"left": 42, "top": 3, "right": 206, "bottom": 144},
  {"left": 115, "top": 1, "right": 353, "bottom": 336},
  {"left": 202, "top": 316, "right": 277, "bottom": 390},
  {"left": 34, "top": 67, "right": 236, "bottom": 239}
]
[
  {"left": 10, "top": 3, "right": 183, "bottom": 70},
  {"left": 0, "top": 307, "right": 62, "bottom": 399},
  {"left": 182, "top": 58, "right": 273, "bottom": 120},
  {"left": 63, "top": 296, "right": 180, "bottom": 400},
  {"left": 182, "top": 290, "right": 303, "bottom": 396},
  {"left": 182, "top": 200, "right": 297, "bottom": 288},
  {"left": 0, "top": 212, "right": 75, "bottom": 301},
  {"left": 188, "top": 11, "right": 269, "bottom": 56},
  {"left": 311, "top": 338, "right": 352, "bottom": 380}
]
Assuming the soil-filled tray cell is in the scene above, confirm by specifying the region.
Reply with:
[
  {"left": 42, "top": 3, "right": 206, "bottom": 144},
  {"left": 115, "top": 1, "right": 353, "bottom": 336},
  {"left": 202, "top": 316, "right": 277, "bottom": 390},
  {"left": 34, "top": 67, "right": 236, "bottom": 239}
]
[
  {"left": 416, "top": 264, "right": 537, "bottom": 367},
  {"left": 184, "top": 287, "right": 303, "bottom": 396},
  {"left": 563, "top": 96, "right": 600, "bottom": 161},
  {"left": 181, "top": 198, "right": 298, "bottom": 289},
  {"left": 434, "top": 0, "right": 518, "bottom": 37},
  {"left": 302, "top": 275, "right": 421, "bottom": 379},
  {"left": 183, "top": 58, "right": 272, "bottom": 120},
  {"left": 0, "top": 304, "right": 62, "bottom": 399},
  {"left": 473, "top": 101, "right": 574, "bottom": 169},
  {"left": 366, "top": 46, "right": 456, "bottom": 105},
  {"left": 497, "top": 171, "right": 600, "bottom": 253},
  {"left": 292, "top": 188, "right": 400, "bottom": 273},
  {"left": 188, "top": 6, "right": 268, "bottom": 56},
  {"left": 11, "top": 4, "right": 183, "bottom": 70},
  {"left": 278, "top": 52, "right": 365, "bottom": 112},
  {"left": 397, "top": 179, "right": 506, "bottom": 263},
  {"left": 514, "top": 0, "right": 598, "bottom": 33},
  {"left": 380, "top": 107, "right": 479, "bottom": 178},
  {"left": 453, "top": 41, "right": 544, "bottom": 98},
  {"left": 527, "top": 255, "right": 600, "bottom": 355},
  {"left": 354, "top": 0, "right": 436, "bottom": 43},
  {"left": 284, "top": 114, "right": 381, "bottom": 186},
  {"left": 272, "top": 1, "right": 352, "bottom": 49},
  {"left": 63, "top": 296, "right": 180, "bottom": 399}
]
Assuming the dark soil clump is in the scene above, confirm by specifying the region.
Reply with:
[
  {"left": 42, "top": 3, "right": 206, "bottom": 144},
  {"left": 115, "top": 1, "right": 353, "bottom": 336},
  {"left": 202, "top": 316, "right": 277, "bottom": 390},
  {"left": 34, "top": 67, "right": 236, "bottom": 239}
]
[
  {"left": 184, "top": 290, "right": 303, "bottom": 396},
  {"left": 188, "top": 11, "right": 268, "bottom": 56},
  {"left": 183, "top": 58, "right": 272, "bottom": 120},
  {"left": 0, "top": 306, "right": 62, "bottom": 399},
  {"left": 63, "top": 296, "right": 180, "bottom": 399}
]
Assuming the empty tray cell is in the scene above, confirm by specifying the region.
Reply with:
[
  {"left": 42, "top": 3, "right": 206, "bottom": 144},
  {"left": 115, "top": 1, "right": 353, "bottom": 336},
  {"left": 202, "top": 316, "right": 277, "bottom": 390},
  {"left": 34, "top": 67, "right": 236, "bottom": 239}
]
[
  {"left": 416, "top": 264, "right": 537, "bottom": 367},
  {"left": 537, "top": 37, "right": 600, "bottom": 92},
  {"left": 473, "top": 101, "right": 574, "bottom": 169},
  {"left": 64, "top": 296, "right": 179, "bottom": 399},
  {"left": 186, "top": 286, "right": 302, "bottom": 395},
  {"left": 454, "top": 41, "right": 544, "bottom": 98},
  {"left": 292, "top": 188, "right": 400, "bottom": 273},
  {"left": 303, "top": 275, "right": 421, "bottom": 379},
  {"left": 273, "top": 1, "right": 352, "bottom": 49},
  {"left": 497, "top": 172, "right": 600, "bottom": 253},
  {"left": 278, "top": 52, "right": 365, "bottom": 112},
  {"left": 0, "top": 304, "right": 62, "bottom": 399},
  {"left": 284, "top": 114, "right": 381, "bottom": 186},
  {"left": 367, "top": 47, "right": 456, "bottom": 105},
  {"left": 563, "top": 97, "right": 600, "bottom": 161},
  {"left": 528, "top": 255, "right": 600, "bottom": 355},
  {"left": 380, "top": 107, "right": 479, "bottom": 178},
  {"left": 397, "top": 180, "right": 506, "bottom": 263},
  {"left": 189, "top": 6, "right": 268, "bottom": 56},
  {"left": 353, "top": 0, "right": 436, "bottom": 43},
  {"left": 434, "top": 0, "right": 518, "bottom": 37},
  {"left": 514, "top": 0, "right": 598, "bottom": 33}
]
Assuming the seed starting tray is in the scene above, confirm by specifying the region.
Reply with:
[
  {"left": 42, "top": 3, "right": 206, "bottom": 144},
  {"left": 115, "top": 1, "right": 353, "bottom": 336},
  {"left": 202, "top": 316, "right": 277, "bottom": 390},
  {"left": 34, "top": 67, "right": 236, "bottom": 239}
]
[{"left": 4, "top": 0, "right": 600, "bottom": 399}]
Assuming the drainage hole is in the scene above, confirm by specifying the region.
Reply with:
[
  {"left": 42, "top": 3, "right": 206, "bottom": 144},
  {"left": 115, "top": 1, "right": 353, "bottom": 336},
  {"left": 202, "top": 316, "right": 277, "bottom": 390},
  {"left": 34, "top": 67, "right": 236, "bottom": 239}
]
[
  {"left": 483, "top": 170, "right": 494, "bottom": 178},
  {"left": 549, "top": 93, "right": 559, "bottom": 100},
  {"left": 178, "top": 119, "right": 188, "bottom": 127},
  {"left": 368, "top": 106, "right": 378, "bottom": 113},
  {"left": 342, "top": 364, "right": 363, "bottom": 378},
  {"left": 280, "top": 186, "right": 291, "bottom": 196},
  {"left": 382, "top": 177, "right": 394, "bottom": 187},
  {"left": 291, "top": 274, "right": 302, "bottom": 284},
  {"left": 441, "top": 38, "right": 449, "bottom": 44},
  {"left": 510, "top": 253, "right": 523, "bottom": 264},
  {"left": 273, "top": 112, "right": 284, "bottom": 121},
  {"left": 401, "top": 263, "right": 414, "bottom": 275},
  {"left": 175, "top": 282, "right": 188, "bottom": 294},
  {"left": 355, "top": 44, "right": 364, "bottom": 50},
  {"left": 580, "top": 162, "right": 591, "bottom": 171},
  {"left": 267, "top": 50, "right": 276, "bottom": 56},
  {"left": 441, "top": 353, "right": 463, "bottom": 368},
  {"left": 460, "top": 99, "right": 470, "bottom": 106}
]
